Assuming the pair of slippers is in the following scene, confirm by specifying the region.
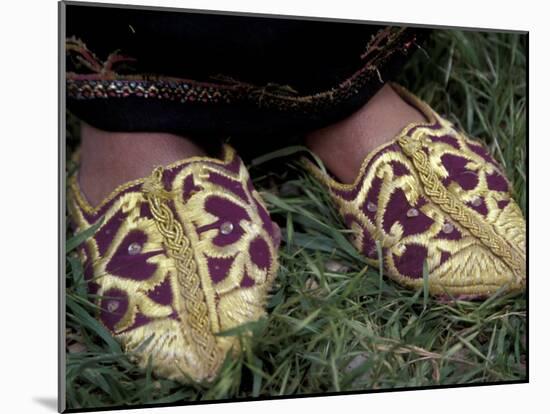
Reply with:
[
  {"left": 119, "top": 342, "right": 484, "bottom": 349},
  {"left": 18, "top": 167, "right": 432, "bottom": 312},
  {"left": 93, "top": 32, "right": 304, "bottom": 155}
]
[{"left": 68, "top": 84, "right": 526, "bottom": 383}]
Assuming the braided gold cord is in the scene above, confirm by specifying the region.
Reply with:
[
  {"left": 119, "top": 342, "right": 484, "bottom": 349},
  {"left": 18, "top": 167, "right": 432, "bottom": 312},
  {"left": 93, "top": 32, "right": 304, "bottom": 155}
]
[
  {"left": 398, "top": 136, "right": 525, "bottom": 280},
  {"left": 143, "top": 167, "right": 222, "bottom": 377}
]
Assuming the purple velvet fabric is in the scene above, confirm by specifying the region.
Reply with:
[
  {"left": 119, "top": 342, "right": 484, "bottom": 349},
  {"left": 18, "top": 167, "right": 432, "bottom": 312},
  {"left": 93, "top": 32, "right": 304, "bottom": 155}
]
[
  {"left": 435, "top": 224, "right": 462, "bottom": 240},
  {"left": 249, "top": 237, "right": 271, "bottom": 269},
  {"left": 99, "top": 288, "right": 129, "bottom": 331},
  {"left": 224, "top": 153, "right": 243, "bottom": 174},
  {"left": 487, "top": 171, "right": 509, "bottom": 192},
  {"left": 439, "top": 251, "right": 451, "bottom": 266},
  {"left": 94, "top": 209, "right": 128, "bottom": 256},
  {"left": 407, "top": 121, "right": 443, "bottom": 136},
  {"left": 240, "top": 272, "right": 256, "bottom": 288},
  {"left": 206, "top": 255, "right": 235, "bottom": 284},
  {"left": 394, "top": 244, "right": 428, "bottom": 279},
  {"left": 466, "top": 141, "right": 495, "bottom": 165},
  {"left": 441, "top": 154, "right": 479, "bottom": 190},
  {"left": 209, "top": 172, "right": 249, "bottom": 202},
  {"left": 389, "top": 160, "right": 411, "bottom": 177},
  {"left": 361, "top": 176, "right": 382, "bottom": 222},
  {"left": 498, "top": 199, "right": 510, "bottom": 209},
  {"left": 326, "top": 116, "right": 517, "bottom": 284},
  {"left": 467, "top": 198, "right": 489, "bottom": 216},
  {"left": 74, "top": 145, "right": 279, "bottom": 339},
  {"left": 147, "top": 277, "right": 174, "bottom": 306},
  {"left": 139, "top": 202, "right": 154, "bottom": 219},
  {"left": 181, "top": 174, "right": 201, "bottom": 202},
  {"left": 82, "top": 244, "right": 100, "bottom": 296},
  {"left": 361, "top": 226, "right": 378, "bottom": 259},
  {"left": 383, "top": 191, "right": 433, "bottom": 237},
  {"left": 430, "top": 134, "right": 460, "bottom": 149},
  {"left": 198, "top": 196, "right": 249, "bottom": 247},
  {"left": 106, "top": 230, "right": 161, "bottom": 280},
  {"left": 255, "top": 198, "right": 276, "bottom": 240},
  {"left": 124, "top": 313, "right": 152, "bottom": 333}
]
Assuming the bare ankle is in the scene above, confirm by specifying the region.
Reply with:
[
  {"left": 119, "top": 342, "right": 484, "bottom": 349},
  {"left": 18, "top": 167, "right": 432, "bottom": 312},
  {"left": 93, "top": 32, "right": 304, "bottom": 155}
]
[
  {"left": 78, "top": 123, "right": 208, "bottom": 206},
  {"left": 305, "top": 83, "right": 426, "bottom": 183}
]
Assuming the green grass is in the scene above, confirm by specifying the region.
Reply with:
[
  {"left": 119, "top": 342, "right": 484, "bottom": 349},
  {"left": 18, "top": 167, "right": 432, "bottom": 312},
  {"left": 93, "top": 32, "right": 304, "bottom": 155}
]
[{"left": 65, "top": 29, "right": 526, "bottom": 410}]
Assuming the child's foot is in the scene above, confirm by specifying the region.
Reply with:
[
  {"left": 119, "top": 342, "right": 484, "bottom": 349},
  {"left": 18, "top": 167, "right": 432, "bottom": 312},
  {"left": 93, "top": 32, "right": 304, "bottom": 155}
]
[
  {"left": 78, "top": 122, "right": 208, "bottom": 206},
  {"left": 305, "top": 83, "right": 426, "bottom": 184}
]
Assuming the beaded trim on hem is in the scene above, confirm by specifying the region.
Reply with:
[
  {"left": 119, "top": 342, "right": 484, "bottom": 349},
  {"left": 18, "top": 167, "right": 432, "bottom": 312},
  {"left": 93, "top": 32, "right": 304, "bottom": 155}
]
[{"left": 66, "top": 27, "right": 420, "bottom": 113}]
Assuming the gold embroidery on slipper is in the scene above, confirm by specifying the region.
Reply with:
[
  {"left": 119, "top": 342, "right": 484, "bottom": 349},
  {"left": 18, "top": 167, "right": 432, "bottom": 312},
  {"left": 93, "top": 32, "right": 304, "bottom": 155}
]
[
  {"left": 170, "top": 159, "right": 278, "bottom": 322},
  {"left": 68, "top": 191, "right": 174, "bottom": 332},
  {"left": 68, "top": 185, "right": 214, "bottom": 381},
  {"left": 305, "top": 151, "right": 525, "bottom": 295},
  {"left": 68, "top": 144, "right": 278, "bottom": 382},
  {"left": 302, "top": 86, "right": 525, "bottom": 296},
  {"left": 142, "top": 166, "right": 223, "bottom": 379},
  {"left": 397, "top": 133, "right": 525, "bottom": 281}
]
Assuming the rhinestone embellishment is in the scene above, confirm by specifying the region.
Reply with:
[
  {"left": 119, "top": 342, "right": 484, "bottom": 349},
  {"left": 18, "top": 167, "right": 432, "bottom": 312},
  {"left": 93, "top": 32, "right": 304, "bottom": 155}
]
[
  {"left": 406, "top": 208, "right": 419, "bottom": 218},
  {"left": 442, "top": 222, "right": 454, "bottom": 234},
  {"left": 471, "top": 196, "right": 483, "bottom": 207},
  {"left": 220, "top": 221, "right": 234, "bottom": 235},
  {"left": 366, "top": 202, "right": 377, "bottom": 212},
  {"left": 128, "top": 242, "right": 142, "bottom": 255},
  {"left": 107, "top": 300, "right": 119, "bottom": 313}
]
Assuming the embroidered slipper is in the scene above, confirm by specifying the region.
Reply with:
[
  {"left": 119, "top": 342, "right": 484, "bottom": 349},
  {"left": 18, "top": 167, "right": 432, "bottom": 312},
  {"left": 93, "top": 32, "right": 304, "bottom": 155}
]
[
  {"left": 68, "top": 144, "right": 280, "bottom": 383},
  {"left": 303, "top": 83, "right": 526, "bottom": 298}
]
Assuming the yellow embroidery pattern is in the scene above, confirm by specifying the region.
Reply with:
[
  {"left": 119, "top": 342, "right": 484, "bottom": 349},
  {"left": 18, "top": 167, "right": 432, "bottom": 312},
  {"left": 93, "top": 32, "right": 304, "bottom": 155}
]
[
  {"left": 170, "top": 153, "right": 278, "bottom": 334},
  {"left": 304, "top": 84, "right": 526, "bottom": 296},
  {"left": 68, "top": 145, "right": 279, "bottom": 382},
  {"left": 397, "top": 134, "right": 525, "bottom": 281},
  {"left": 142, "top": 167, "right": 222, "bottom": 378}
]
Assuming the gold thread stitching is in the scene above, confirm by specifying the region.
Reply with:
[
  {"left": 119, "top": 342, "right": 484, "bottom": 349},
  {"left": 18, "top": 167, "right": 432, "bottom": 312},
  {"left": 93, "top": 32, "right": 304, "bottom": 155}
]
[
  {"left": 170, "top": 159, "right": 279, "bottom": 325},
  {"left": 302, "top": 84, "right": 526, "bottom": 296},
  {"left": 397, "top": 134, "right": 524, "bottom": 280},
  {"left": 67, "top": 145, "right": 279, "bottom": 381},
  {"left": 142, "top": 167, "right": 222, "bottom": 378}
]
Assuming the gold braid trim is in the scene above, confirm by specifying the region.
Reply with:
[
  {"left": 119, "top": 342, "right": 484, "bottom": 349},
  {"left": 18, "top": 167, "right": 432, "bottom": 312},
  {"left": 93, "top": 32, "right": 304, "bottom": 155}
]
[
  {"left": 142, "top": 167, "right": 222, "bottom": 378},
  {"left": 397, "top": 135, "right": 525, "bottom": 282}
]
